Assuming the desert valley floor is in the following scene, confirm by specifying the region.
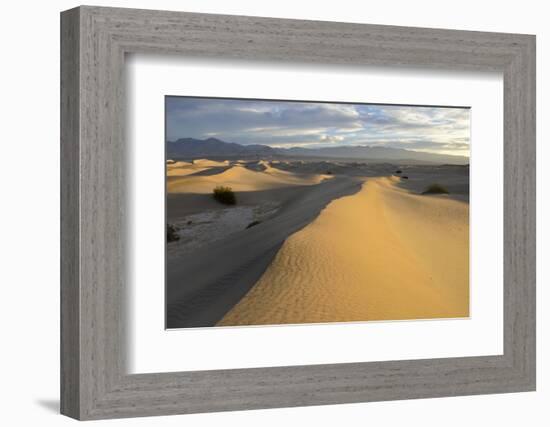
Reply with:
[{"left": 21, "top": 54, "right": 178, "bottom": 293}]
[{"left": 165, "top": 159, "right": 469, "bottom": 329}]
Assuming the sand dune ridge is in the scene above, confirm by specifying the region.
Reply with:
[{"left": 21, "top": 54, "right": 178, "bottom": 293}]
[{"left": 218, "top": 176, "right": 469, "bottom": 326}]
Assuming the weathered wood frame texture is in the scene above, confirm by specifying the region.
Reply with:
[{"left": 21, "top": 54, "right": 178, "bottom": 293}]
[{"left": 60, "top": 5, "right": 536, "bottom": 420}]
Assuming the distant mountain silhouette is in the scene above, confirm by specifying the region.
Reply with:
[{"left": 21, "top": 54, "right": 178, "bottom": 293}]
[
  {"left": 166, "top": 138, "right": 469, "bottom": 165},
  {"left": 167, "top": 138, "right": 275, "bottom": 158},
  {"left": 282, "top": 145, "right": 469, "bottom": 164}
]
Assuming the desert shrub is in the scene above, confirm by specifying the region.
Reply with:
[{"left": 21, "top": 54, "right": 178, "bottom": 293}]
[
  {"left": 422, "top": 183, "right": 449, "bottom": 194},
  {"left": 167, "top": 224, "right": 180, "bottom": 242},
  {"left": 246, "top": 220, "right": 261, "bottom": 229},
  {"left": 401, "top": 176, "right": 409, "bottom": 179},
  {"left": 395, "top": 170, "right": 402, "bottom": 174},
  {"left": 213, "top": 186, "right": 236, "bottom": 205}
]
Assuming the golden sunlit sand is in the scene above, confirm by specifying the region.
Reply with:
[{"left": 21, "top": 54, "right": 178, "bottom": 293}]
[
  {"left": 167, "top": 162, "right": 331, "bottom": 194},
  {"left": 193, "top": 158, "right": 230, "bottom": 167},
  {"left": 218, "top": 176, "right": 469, "bottom": 326},
  {"left": 166, "top": 161, "right": 208, "bottom": 177}
]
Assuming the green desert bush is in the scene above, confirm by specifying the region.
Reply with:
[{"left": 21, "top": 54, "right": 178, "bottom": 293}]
[
  {"left": 213, "top": 185, "right": 236, "bottom": 205},
  {"left": 167, "top": 223, "right": 180, "bottom": 242},
  {"left": 422, "top": 183, "right": 449, "bottom": 194}
]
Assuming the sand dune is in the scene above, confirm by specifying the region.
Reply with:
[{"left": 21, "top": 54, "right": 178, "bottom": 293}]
[
  {"left": 166, "top": 161, "right": 208, "bottom": 177},
  {"left": 167, "top": 160, "right": 191, "bottom": 166},
  {"left": 193, "top": 158, "right": 230, "bottom": 167},
  {"left": 166, "top": 176, "right": 362, "bottom": 328},
  {"left": 218, "top": 176, "right": 469, "bottom": 326},
  {"left": 167, "top": 163, "right": 331, "bottom": 194}
]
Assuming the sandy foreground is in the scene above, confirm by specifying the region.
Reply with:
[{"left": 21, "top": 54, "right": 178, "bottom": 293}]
[
  {"left": 218, "top": 176, "right": 469, "bottom": 326},
  {"left": 166, "top": 172, "right": 362, "bottom": 328}
]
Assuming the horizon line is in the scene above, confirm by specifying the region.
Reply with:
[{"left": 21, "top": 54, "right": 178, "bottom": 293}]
[{"left": 167, "top": 137, "right": 470, "bottom": 158}]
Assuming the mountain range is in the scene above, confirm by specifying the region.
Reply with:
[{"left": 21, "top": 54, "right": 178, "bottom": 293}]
[{"left": 166, "top": 138, "right": 469, "bottom": 165}]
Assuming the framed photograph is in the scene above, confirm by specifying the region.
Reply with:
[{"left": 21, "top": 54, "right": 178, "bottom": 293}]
[
  {"left": 164, "top": 96, "right": 471, "bottom": 330},
  {"left": 61, "top": 6, "right": 536, "bottom": 420}
]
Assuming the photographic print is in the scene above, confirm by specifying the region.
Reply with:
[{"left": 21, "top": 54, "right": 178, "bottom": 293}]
[{"left": 165, "top": 96, "right": 470, "bottom": 329}]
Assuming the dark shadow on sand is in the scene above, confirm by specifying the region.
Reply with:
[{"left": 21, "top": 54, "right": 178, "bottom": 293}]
[{"left": 166, "top": 176, "right": 363, "bottom": 328}]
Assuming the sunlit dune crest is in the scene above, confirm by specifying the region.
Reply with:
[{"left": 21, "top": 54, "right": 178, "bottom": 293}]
[
  {"left": 218, "top": 176, "right": 469, "bottom": 326},
  {"left": 193, "top": 158, "right": 230, "bottom": 167},
  {"left": 167, "top": 163, "right": 332, "bottom": 194},
  {"left": 166, "top": 160, "right": 208, "bottom": 177}
]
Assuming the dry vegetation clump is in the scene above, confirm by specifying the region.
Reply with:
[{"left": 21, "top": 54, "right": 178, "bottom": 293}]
[
  {"left": 167, "top": 224, "right": 180, "bottom": 242},
  {"left": 422, "top": 183, "right": 449, "bottom": 194},
  {"left": 213, "top": 186, "right": 236, "bottom": 205}
]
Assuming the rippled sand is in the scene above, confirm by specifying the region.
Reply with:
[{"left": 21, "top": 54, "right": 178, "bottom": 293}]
[{"left": 218, "top": 176, "right": 469, "bottom": 326}]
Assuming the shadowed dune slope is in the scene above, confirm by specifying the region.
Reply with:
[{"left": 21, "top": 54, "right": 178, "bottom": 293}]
[
  {"left": 167, "top": 164, "right": 331, "bottom": 194},
  {"left": 166, "top": 176, "right": 362, "bottom": 328},
  {"left": 166, "top": 161, "right": 208, "bottom": 177},
  {"left": 218, "top": 176, "right": 469, "bottom": 326}
]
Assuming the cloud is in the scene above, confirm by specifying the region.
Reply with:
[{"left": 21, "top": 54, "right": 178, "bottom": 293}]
[
  {"left": 320, "top": 134, "right": 344, "bottom": 143},
  {"left": 166, "top": 97, "right": 470, "bottom": 155}
]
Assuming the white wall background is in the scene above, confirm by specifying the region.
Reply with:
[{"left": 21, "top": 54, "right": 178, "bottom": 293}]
[{"left": 0, "top": 0, "right": 546, "bottom": 425}]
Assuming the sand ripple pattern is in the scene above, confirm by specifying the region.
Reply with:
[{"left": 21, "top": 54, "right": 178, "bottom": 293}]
[{"left": 218, "top": 177, "right": 469, "bottom": 326}]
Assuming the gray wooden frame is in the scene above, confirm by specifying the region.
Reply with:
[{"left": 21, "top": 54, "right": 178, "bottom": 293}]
[{"left": 60, "top": 5, "right": 536, "bottom": 420}]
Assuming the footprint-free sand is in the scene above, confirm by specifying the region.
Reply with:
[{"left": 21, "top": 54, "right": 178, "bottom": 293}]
[
  {"left": 167, "top": 162, "right": 330, "bottom": 194},
  {"left": 218, "top": 176, "right": 469, "bottom": 326}
]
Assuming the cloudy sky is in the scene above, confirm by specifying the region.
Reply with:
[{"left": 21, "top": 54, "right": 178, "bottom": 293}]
[{"left": 166, "top": 97, "right": 470, "bottom": 156}]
